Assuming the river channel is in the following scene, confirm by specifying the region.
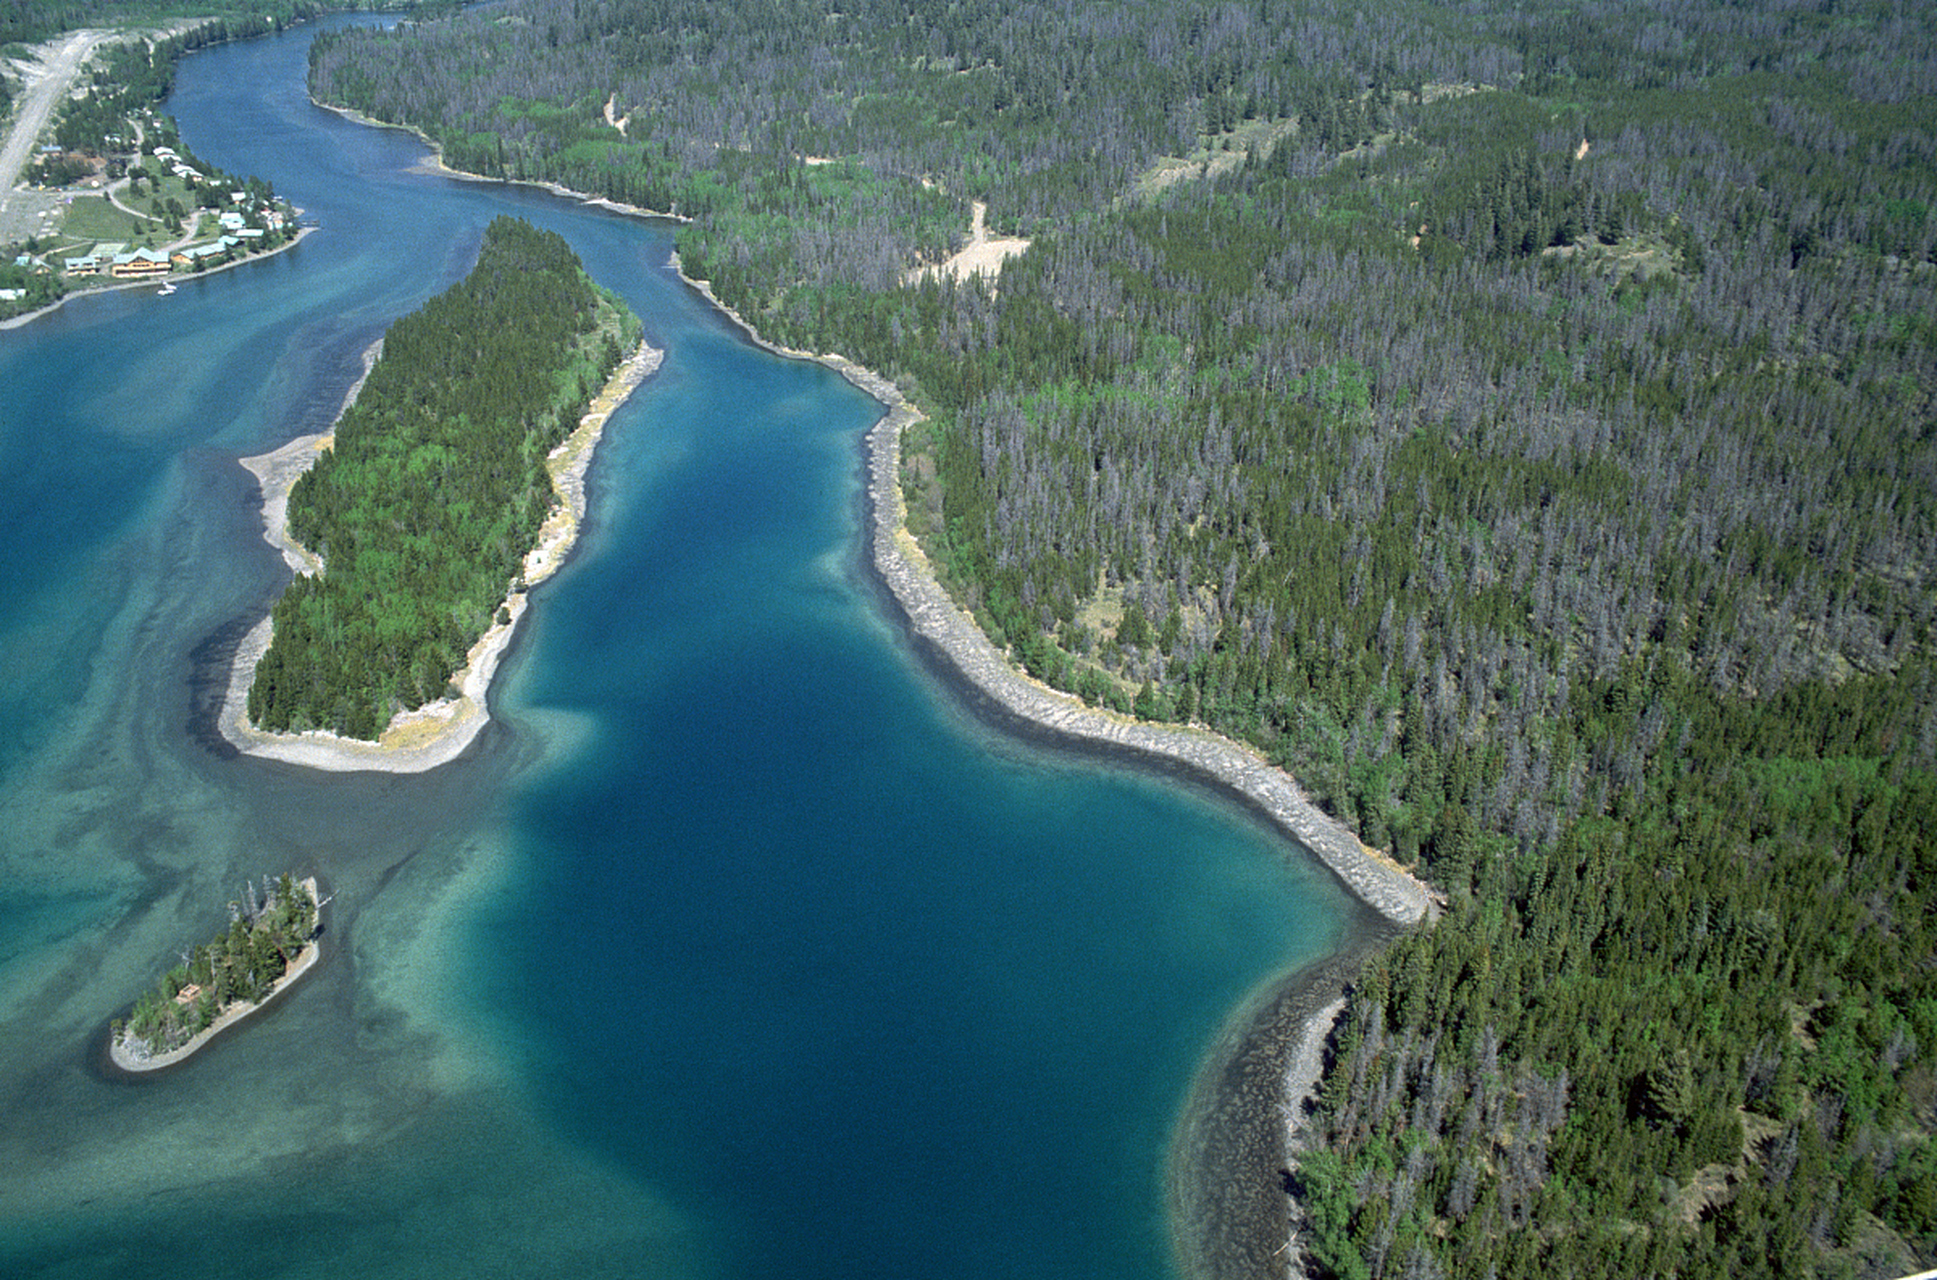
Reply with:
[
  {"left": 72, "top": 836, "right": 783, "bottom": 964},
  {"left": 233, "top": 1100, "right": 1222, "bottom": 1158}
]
[{"left": 0, "top": 17, "right": 1367, "bottom": 1278}]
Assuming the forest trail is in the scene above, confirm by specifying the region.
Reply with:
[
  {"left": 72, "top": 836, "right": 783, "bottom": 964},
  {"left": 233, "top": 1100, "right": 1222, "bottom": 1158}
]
[
  {"left": 906, "top": 199, "right": 1030, "bottom": 285},
  {"left": 603, "top": 93, "right": 628, "bottom": 137}
]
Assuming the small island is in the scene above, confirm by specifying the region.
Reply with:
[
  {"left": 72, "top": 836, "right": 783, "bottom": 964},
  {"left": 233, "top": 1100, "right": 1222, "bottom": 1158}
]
[
  {"left": 109, "top": 874, "right": 323, "bottom": 1073},
  {"left": 225, "top": 215, "right": 649, "bottom": 765}
]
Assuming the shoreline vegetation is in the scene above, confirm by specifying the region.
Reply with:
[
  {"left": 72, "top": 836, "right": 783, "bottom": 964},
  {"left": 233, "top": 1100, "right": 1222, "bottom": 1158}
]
[
  {"left": 343, "top": 110, "right": 1433, "bottom": 924},
  {"left": 314, "top": 99, "right": 685, "bottom": 226},
  {"left": 664, "top": 243, "right": 1437, "bottom": 926},
  {"left": 0, "top": 221, "right": 318, "bottom": 332},
  {"left": 1167, "top": 932, "right": 1396, "bottom": 1280},
  {"left": 218, "top": 224, "right": 660, "bottom": 773},
  {"left": 339, "top": 108, "right": 1431, "bottom": 1274},
  {"left": 108, "top": 875, "right": 323, "bottom": 1074}
]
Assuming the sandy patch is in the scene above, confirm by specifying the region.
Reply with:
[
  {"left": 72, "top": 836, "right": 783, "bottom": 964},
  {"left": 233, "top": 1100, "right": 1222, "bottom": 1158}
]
[
  {"left": 905, "top": 200, "right": 1029, "bottom": 285},
  {"left": 1131, "top": 117, "right": 1297, "bottom": 201}
]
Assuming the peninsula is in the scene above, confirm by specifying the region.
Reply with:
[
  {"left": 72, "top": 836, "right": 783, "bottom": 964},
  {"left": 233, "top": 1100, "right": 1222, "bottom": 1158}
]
[
  {"left": 109, "top": 875, "right": 322, "bottom": 1073},
  {"left": 219, "top": 215, "right": 653, "bottom": 772}
]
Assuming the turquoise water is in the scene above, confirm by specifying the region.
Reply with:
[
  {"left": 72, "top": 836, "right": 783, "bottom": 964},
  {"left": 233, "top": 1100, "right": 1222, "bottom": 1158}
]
[{"left": 0, "top": 18, "right": 1359, "bottom": 1278}]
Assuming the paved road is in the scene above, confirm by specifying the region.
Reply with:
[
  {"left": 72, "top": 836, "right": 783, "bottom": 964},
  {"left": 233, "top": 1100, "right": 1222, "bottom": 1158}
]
[{"left": 0, "top": 30, "right": 107, "bottom": 245}]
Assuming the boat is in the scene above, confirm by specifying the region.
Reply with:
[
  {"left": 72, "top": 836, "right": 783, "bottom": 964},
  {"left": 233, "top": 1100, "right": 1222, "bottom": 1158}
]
[{"left": 156, "top": 280, "right": 176, "bottom": 296}]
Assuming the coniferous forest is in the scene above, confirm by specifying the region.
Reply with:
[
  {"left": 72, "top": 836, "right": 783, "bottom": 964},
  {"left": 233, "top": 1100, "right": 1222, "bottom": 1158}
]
[
  {"left": 110, "top": 874, "right": 320, "bottom": 1061},
  {"left": 305, "top": 2, "right": 1935, "bottom": 1275},
  {"left": 248, "top": 216, "right": 639, "bottom": 739}
]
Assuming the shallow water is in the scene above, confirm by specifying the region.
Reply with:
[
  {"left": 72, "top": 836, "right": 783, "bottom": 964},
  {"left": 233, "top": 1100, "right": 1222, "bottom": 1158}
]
[{"left": 0, "top": 18, "right": 1361, "bottom": 1278}]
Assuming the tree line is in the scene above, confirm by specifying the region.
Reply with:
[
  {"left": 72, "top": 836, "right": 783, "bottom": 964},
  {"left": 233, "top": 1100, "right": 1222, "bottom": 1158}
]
[{"left": 307, "top": 1, "right": 1936, "bottom": 1273}]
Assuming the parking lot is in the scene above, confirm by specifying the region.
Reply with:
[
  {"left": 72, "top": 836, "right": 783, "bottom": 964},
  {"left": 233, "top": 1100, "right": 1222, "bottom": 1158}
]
[{"left": 0, "top": 187, "right": 69, "bottom": 248}]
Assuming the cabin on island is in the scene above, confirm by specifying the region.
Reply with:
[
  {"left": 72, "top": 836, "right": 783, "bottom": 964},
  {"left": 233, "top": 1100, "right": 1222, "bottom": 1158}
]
[{"left": 64, "top": 254, "right": 101, "bottom": 276}]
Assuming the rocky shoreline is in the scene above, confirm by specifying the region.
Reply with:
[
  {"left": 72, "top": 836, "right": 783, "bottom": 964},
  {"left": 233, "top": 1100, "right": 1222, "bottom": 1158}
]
[
  {"left": 854, "top": 378, "right": 1437, "bottom": 929},
  {"left": 670, "top": 252, "right": 1436, "bottom": 924},
  {"left": 294, "top": 100, "right": 1431, "bottom": 1275},
  {"left": 678, "top": 272, "right": 1434, "bottom": 1278},
  {"left": 672, "top": 263, "right": 1434, "bottom": 1280},
  {"left": 1166, "top": 930, "right": 1392, "bottom": 1280}
]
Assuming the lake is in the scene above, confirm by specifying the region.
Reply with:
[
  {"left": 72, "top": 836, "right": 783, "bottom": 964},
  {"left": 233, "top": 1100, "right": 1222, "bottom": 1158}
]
[{"left": 0, "top": 17, "right": 1362, "bottom": 1278}]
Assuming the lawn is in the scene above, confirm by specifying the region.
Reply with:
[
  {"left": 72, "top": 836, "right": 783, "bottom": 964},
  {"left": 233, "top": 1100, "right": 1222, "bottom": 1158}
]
[{"left": 59, "top": 193, "right": 157, "bottom": 245}]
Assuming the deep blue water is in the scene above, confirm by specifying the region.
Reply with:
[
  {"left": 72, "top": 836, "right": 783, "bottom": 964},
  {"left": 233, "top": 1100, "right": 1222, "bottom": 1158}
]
[{"left": 0, "top": 17, "right": 1358, "bottom": 1279}]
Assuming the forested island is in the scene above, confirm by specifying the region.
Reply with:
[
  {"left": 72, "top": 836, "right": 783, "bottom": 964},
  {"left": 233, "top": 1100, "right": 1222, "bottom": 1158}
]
[
  {"left": 108, "top": 874, "right": 322, "bottom": 1072},
  {"left": 243, "top": 215, "right": 644, "bottom": 743},
  {"left": 305, "top": 1, "right": 1935, "bottom": 1276}
]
